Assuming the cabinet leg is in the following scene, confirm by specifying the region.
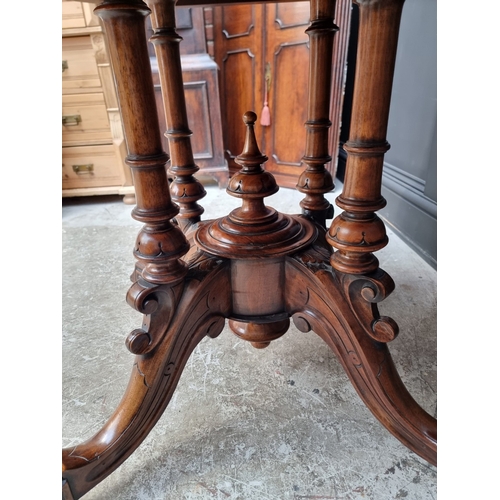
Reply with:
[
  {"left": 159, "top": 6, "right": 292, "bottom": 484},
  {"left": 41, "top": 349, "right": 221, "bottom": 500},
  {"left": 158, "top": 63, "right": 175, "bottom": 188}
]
[{"left": 122, "top": 193, "right": 136, "bottom": 205}]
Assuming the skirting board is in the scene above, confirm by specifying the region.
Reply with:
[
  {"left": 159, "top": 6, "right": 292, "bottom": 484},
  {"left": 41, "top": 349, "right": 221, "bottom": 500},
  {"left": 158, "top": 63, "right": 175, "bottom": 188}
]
[{"left": 380, "top": 163, "right": 437, "bottom": 269}]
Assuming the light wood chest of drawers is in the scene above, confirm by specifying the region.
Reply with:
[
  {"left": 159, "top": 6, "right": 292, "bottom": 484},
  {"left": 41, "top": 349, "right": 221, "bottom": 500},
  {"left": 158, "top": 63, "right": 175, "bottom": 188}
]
[{"left": 62, "top": 0, "right": 135, "bottom": 202}]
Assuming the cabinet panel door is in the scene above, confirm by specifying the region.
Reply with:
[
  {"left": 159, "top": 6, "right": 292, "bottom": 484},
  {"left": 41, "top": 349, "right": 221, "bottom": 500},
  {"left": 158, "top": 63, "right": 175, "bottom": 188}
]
[
  {"left": 213, "top": 2, "right": 309, "bottom": 187},
  {"left": 261, "top": 2, "right": 309, "bottom": 187},
  {"left": 213, "top": 4, "right": 264, "bottom": 169},
  {"left": 213, "top": 1, "right": 352, "bottom": 188}
]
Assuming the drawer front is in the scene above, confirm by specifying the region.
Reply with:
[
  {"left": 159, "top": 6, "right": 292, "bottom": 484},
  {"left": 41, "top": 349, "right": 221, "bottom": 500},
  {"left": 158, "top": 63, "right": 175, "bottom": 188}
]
[
  {"left": 62, "top": 36, "right": 101, "bottom": 92},
  {"left": 62, "top": 1, "right": 86, "bottom": 29},
  {"left": 62, "top": 93, "right": 112, "bottom": 146},
  {"left": 62, "top": 145, "right": 124, "bottom": 189}
]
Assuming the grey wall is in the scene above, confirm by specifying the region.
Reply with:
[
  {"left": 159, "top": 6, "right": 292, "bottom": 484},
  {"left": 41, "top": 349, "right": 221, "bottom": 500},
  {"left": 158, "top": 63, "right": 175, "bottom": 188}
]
[{"left": 380, "top": 0, "right": 437, "bottom": 268}]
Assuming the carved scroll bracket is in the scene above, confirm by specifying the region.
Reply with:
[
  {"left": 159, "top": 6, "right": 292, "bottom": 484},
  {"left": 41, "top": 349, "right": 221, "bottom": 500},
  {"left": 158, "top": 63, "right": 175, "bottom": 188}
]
[
  {"left": 125, "top": 277, "right": 183, "bottom": 354},
  {"left": 341, "top": 268, "right": 399, "bottom": 343},
  {"left": 125, "top": 251, "right": 228, "bottom": 355}
]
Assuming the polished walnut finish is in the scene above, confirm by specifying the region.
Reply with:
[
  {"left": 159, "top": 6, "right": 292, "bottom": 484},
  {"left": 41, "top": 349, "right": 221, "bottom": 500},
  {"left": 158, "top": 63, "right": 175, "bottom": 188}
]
[
  {"left": 327, "top": 0, "right": 404, "bottom": 274},
  {"left": 62, "top": 0, "right": 437, "bottom": 498},
  {"left": 146, "top": 7, "right": 230, "bottom": 188},
  {"left": 296, "top": 0, "right": 337, "bottom": 227},
  {"left": 147, "top": 0, "right": 207, "bottom": 225}
]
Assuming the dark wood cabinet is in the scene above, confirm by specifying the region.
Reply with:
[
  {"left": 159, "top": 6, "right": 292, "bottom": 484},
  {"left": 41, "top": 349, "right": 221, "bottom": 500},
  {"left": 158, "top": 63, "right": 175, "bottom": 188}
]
[
  {"left": 212, "top": 1, "right": 352, "bottom": 188},
  {"left": 146, "top": 7, "right": 229, "bottom": 187},
  {"left": 212, "top": 2, "right": 309, "bottom": 187},
  {"left": 145, "top": 1, "right": 351, "bottom": 190}
]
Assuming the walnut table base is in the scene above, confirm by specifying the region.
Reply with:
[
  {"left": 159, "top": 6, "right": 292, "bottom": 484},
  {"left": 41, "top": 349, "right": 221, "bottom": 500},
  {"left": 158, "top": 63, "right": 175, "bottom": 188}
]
[{"left": 62, "top": 0, "right": 437, "bottom": 498}]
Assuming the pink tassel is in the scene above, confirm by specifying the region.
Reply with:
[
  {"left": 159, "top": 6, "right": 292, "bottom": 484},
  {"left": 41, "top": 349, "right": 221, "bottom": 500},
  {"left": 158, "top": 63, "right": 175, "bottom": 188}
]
[
  {"left": 260, "top": 103, "right": 271, "bottom": 126},
  {"left": 260, "top": 87, "right": 271, "bottom": 127}
]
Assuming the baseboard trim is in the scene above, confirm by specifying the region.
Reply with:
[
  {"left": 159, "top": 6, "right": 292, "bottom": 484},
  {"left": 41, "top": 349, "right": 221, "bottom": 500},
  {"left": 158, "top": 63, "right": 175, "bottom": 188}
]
[
  {"left": 382, "top": 162, "right": 437, "bottom": 218},
  {"left": 381, "top": 215, "right": 437, "bottom": 270}
]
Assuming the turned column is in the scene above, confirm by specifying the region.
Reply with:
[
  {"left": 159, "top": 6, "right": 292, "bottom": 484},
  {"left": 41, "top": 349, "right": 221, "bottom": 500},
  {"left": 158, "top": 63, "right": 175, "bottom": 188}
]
[
  {"left": 327, "top": 0, "right": 405, "bottom": 274},
  {"left": 95, "top": 0, "right": 189, "bottom": 284},
  {"left": 296, "top": 0, "right": 338, "bottom": 228},
  {"left": 146, "top": 0, "right": 206, "bottom": 227}
]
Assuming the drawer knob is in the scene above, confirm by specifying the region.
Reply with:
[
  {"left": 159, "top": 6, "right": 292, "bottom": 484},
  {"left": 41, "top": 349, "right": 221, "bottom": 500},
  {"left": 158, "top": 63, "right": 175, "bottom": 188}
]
[
  {"left": 62, "top": 60, "right": 68, "bottom": 72},
  {"left": 62, "top": 115, "right": 82, "bottom": 126},
  {"left": 72, "top": 164, "right": 94, "bottom": 174}
]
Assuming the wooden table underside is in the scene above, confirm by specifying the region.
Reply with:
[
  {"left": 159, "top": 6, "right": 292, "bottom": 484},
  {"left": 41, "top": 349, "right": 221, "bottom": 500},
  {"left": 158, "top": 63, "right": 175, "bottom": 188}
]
[{"left": 62, "top": 1, "right": 437, "bottom": 498}]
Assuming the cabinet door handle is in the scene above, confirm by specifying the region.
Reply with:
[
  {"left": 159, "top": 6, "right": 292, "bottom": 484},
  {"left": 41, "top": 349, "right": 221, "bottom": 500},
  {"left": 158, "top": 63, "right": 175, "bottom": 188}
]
[
  {"left": 72, "top": 164, "right": 94, "bottom": 174},
  {"left": 62, "top": 115, "right": 82, "bottom": 126},
  {"left": 62, "top": 60, "right": 68, "bottom": 72}
]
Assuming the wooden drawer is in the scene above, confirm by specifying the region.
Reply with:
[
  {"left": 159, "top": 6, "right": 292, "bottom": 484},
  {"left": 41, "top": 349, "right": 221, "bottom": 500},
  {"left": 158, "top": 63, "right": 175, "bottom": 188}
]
[
  {"left": 62, "top": 36, "right": 101, "bottom": 93},
  {"left": 62, "top": 93, "right": 112, "bottom": 146},
  {"left": 62, "top": 1, "right": 100, "bottom": 30},
  {"left": 62, "top": 1, "right": 86, "bottom": 29},
  {"left": 62, "top": 145, "right": 125, "bottom": 189}
]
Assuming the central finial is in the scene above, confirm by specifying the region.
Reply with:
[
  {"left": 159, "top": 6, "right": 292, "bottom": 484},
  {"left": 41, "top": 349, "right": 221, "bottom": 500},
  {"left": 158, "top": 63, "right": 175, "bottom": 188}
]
[
  {"left": 194, "top": 111, "right": 316, "bottom": 259},
  {"left": 236, "top": 111, "right": 267, "bottom": 168},
  {"left": 226, "top": 111, "right": 278, "bottom": 204}
]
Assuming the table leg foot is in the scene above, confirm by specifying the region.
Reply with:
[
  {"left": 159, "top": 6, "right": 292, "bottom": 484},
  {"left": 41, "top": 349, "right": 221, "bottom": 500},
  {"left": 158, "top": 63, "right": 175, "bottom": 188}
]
[
  {"left": 286, "top": 253, "right": 437, "bottom": 466},
  {"left": 62, "top": 255, "right": 231, "bottom": 499}
]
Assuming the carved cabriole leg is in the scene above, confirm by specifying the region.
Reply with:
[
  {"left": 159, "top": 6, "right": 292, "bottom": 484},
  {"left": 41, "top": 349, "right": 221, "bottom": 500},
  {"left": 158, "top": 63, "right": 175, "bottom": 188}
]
[
  {"left": 61, "top": 2, "right": 223, "bottom": 499},
  {"left": 62, "top": 255, "right": 231, "bottom": 500},
  {"left": 93, "top": 0, "right": 189, "bottom": 285},
  {"left": 305, "top": 0, "right": 436, "bottom": 463},
  {"left": 146, "top": 0, "right": 207, "bottom": 233},
  {"left": 327, "top": 0, "right": 405, "bottom": 274},
  {"left": 296, "top": 0, "right": 338, "bottom": 228},
  {"left": 285, "top": 249, "right": 437, "bottom": 466}
]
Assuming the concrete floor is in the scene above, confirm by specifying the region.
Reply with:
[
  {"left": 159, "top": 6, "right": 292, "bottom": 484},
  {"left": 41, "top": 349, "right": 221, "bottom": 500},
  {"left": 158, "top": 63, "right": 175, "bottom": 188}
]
[{"left": 62, "top": 180, "right": 437, "bottom": 500}]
